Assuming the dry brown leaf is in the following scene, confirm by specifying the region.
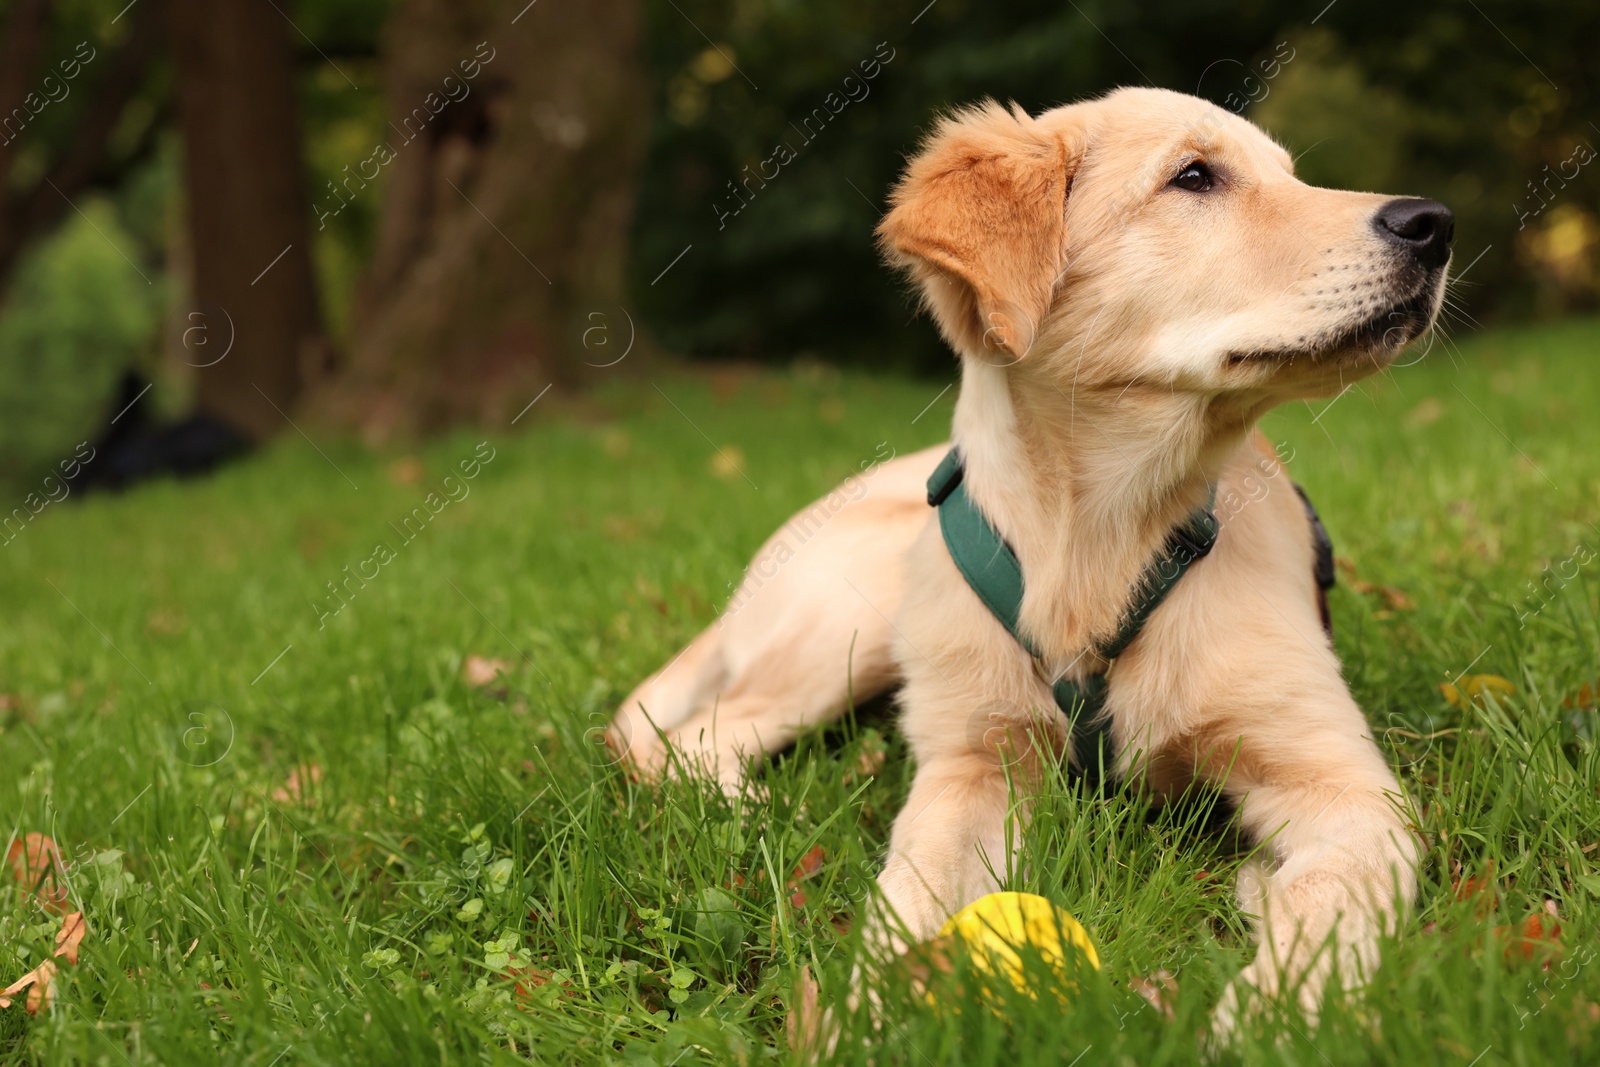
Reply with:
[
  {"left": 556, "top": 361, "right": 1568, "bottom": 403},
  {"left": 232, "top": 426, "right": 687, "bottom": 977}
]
[
  {"left": 1453, "top": 859, "right": 1499, "bottom": 917},
  {"left": 849, "top": 731, "right": 888, "bottom": 782},
  {"left": 710, "top": 370, "right": 746, "bottom": 402},
  {"left": 791, "top": 845, "right": 826, "bottom": 882},
  {"left": 1564, "top": 680, "right": 1599, "bottom": 710},
  {"left": 0, "top": 960, "right": 56, "bottom": 1013},
  {"left": 709, "top": 446, "right": 746, "bottom": 480},
  {"left": 6, "top": 833, "right": 69, "bottom": 912},
  {"left": 510, "top": 966, "right": 553, "bottom": 998},
  {"left": 462, "top": 654, "right": 512, "bottom": 688},
  {"left": 886, "top": 936, "right": 959, "bottom": 1002},
  {"left": 55, "top": 911, "right": 87, "bottom": 965},
  {"left": 786, "top": 965, "right": 823, "bottom": 1054},
  {"left": 787, "top": 845, "right": 827, "bottom": 908},
  {"left": 1130, "top": 968, "right": 1178, "bottom": 1019},
  {"left": 271, "top": 762, "right": 323, "bottom": 805},
  {"left": 387, "top": 457, "right": 424, "bottom": 485},
  {"left": 145, "top": 607, "right": 188, "bottom": 636},
  {"left": 1497, "top": 901, "right": 1563, "bottom": 965},
  {"left": 1345, "top": 577, "right": 1412, "bottom": 610},
  {"left": 509, "top": 965, "right": 574, "bottom": 1002},
  {"left": 1378, "top": 585, "right": 1414, "bottom": 611},
  {"left": 1441, "top": 675, "right": 1516, "bottom": 709},
  {"left": 603, "top": 516, "right": 641, "bottom": 542},
  {"left": 1405, "top": 397, "right": 1446, "bottom": 429},
  {"left": 1, "top": 910, "right": 88, "bottom": 1013}
]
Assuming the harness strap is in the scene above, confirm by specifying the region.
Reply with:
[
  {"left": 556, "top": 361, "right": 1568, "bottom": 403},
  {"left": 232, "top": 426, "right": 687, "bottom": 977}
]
[
  {"left": 1294, "top": 483, "right": 1337, "bottom": 637},
  {"left": 927, "top": 448, "right": 1218, "bottom": 787}
]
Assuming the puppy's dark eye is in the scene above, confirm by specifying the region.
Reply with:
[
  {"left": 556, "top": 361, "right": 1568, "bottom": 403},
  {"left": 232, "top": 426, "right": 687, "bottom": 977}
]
[{"left": 1172, "top": 162, "right": 1214, "bottom": 192}]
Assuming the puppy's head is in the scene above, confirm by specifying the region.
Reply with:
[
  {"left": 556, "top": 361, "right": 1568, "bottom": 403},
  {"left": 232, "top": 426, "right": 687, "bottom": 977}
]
[{"left": 878, "top": 88, "right": 1452, "bottom": 401}]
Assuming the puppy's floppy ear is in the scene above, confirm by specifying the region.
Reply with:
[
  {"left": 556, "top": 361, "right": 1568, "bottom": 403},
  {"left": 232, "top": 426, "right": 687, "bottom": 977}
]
[{"left": 878, "top": 101, "right": 1078, "bottom": 360}]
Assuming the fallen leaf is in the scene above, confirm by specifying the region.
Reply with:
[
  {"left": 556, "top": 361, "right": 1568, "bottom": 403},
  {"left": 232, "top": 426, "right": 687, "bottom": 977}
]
[
  {"left": 787, "top": 845, "right": 826, "bottom": 908},
  {"left": 1378, "top": 585, "right": 1414, "bottom": 611},
  {"left": 848, "top": 729, "right": 888, "bottom": 782},
  {"left": 1453, "top": 859, "right": 1499, "bottom": 917},
  {"left": 462, "top": 654, "right": 512, "bottom": 688},
  {"left": 787, "top": 965, "right": 823, "bottom": 1053},
  {"left": 388, "top": 457, "right": 424, "bottom": 485},
  {"left": 603, "top": 516, "right": 640, "bottom": 542},
  {"left": 1441, "top": 675, "right": 1516, "bottom": 708},
  {"left": 710, "top": 370, "right": 746, "bottom": 403},
  {"left": 0, "top": 960, "right": 56, "bottom": 1013},
  {"left": 891, "top": 935, "right": 956, "bottom": 996},
  {"left": 791, "top": 846, "right": 826, "bottom": 882},
  {"left": 1405, "top": 397, "right": 1446, "bottom": 429},
  {"left": 1564, "top": 680, "right": 1599, "bottom": 710},
  {"left": 1497, "top": 902, "right": 1563, "bottom": 965},
  {"left": 271, "top": 762, "right": 323, "bottom": 805},
  {"left": 0, "top": 910, "right": 88, "bottom": 1013},
  {"left": 509, "top": 966, "right": 554, "bottom": 998},
  {"left": 6, "top": 833, "right": 69, "bottom": 912},
  {"left": 1130, "top": 968, "right": 1178, "bottom": 1019},
  {"left": 508, "top": 964, "right": 575, "bottom": 1004},
  {"left": 145, "top": 607, "right": 187, "bottom": 636},
  {"left": 1346, "top": 577, "right": 1413, "bottom": 610},
  {"left": 709, "top": 446, "right": 747, "bottom": 480},
  {"left": 55, "top": 911, "right": 87, "bottom": 965}
]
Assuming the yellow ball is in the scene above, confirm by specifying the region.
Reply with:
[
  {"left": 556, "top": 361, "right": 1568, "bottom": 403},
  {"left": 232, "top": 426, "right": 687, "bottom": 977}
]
[{"left": 936, "top": 891, "right": 1099, "bottom": 995}]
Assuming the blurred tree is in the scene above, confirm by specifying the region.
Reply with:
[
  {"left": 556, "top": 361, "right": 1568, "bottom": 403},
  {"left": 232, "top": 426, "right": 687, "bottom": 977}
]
[
  {"left": 1254, "top": 1, "right": 1600, "bottom": 319},
  {"left": 2, "top": 0, "right": 1593, "bottom": 459},
  {"left": 0, "top": 0, "right": 164, "bottom": 293},
  {"left": 167, "top": 0, "right": 328, "bottom": 441},
  {"left": 308, "top": 0, "right": 648, "bottom": 438},
  {"left": 631, "top": 0, "right": 1288, "bottom": 371}
]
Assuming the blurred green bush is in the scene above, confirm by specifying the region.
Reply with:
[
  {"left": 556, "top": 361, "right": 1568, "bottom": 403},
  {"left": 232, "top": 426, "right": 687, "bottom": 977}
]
[{"left": 0, "top": 199, "right": 160, "bottom": 485}]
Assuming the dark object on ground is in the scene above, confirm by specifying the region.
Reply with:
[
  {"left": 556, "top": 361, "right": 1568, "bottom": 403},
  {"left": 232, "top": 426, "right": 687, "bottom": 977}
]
[{"left": 76, "top": 372, "right": 251, "bottom": 494}]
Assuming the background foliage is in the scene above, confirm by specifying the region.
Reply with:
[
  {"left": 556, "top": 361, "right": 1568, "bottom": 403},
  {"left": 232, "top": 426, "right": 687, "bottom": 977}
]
[
  {"left": 635, "top": 0, "right": 1598, "bottom": 363},
  {"left": 0, "top": 0, "right": 1594, "bottom": 465}
]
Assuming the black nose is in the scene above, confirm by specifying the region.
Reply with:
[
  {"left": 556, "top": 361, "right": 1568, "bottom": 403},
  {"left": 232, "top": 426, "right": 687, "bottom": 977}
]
[{"left": 1373, "top": 198, "right": 1455, "bottom": 269}]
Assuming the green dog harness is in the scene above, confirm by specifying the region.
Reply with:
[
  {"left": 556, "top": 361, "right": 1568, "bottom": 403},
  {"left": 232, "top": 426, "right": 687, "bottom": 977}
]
[{"left": 926, "top": 448, "right": 1220, "bottom": 788}]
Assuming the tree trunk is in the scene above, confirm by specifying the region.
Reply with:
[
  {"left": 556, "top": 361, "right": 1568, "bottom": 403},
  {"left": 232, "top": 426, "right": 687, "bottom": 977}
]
[
  {"left": 0, "top": 1, "right": 165, "bottom": 293},
  {"left": 312, "top": 0, "right": 647, "bottom": 439},
  {"left": 0, "top": 0, "right": 52, "bottom": 275},
  {"left": 166, "top": 0, "right": 325, "bottom": 442}
]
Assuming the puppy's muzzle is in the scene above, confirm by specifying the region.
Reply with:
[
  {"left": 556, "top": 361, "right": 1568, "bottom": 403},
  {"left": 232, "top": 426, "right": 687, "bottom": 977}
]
[{"left": 1373, "top": 198, "right": 1455, "bottom": 271}]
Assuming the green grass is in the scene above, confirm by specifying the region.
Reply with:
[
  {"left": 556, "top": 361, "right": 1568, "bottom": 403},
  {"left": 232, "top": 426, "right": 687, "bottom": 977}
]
[{"left": 1, "top": 318, "right": 1598, "bottom": 1065}]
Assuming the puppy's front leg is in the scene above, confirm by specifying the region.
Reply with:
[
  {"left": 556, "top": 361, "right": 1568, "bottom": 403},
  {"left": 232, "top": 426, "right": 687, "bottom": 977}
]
[
  {"left": 864, "top": 750, "right": 1021, "bottom": 962},
  {"left": 1208, "top": 696, "right": 1419, "bottom": 1029}
]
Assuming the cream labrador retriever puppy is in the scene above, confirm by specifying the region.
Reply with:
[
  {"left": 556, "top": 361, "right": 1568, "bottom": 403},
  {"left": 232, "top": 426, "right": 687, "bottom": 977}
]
[{"left": 612, "top": 87, "right": 1450, "bottom": 1027}]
